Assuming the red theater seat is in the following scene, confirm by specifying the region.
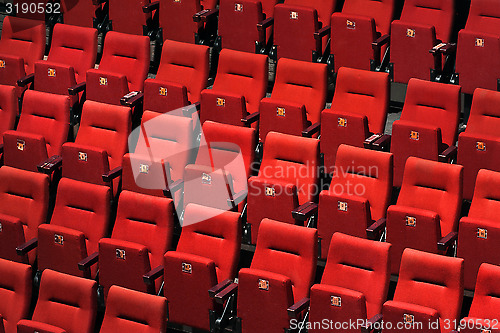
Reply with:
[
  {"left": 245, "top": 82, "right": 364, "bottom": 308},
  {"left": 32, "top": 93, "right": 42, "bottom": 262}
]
[
  {"left": 17, "top": 270, "right": 97, "bottom": 333},
  {"left": 213, "top": 219, "right": 317, "bottom": 333},
  {"left": 390, "top": 0, "right": 456, "bottom": 83},
  {"left": 155, "top": 204, "right": 241, "bottom": 331},
  {"left": 109, "top": 0, "right": 155, "bottom": 36},
  {"left": 381, "top": 249, "right": 464, "bottom": 333},
  {"left": 144, "top": 40, "right": 209, "bottom": 114},
  {"left": 60, "top": 0, "right": 105, "bottom": 28},
  {"left": 0, "top": 166, "right": 49, "bottom": 265},
  {"left": 308, "top": 233, "right": 391, "bottom": 333},
  {"left": 315, "top": 145, "right": 392, "bottom": 258},
  {"left": 385, "top": 157, "right": 463, "bottom": 274},
  {"left": 257, "top": 58, "right": 327, "bottom": 142},
  {"left": 246, "top": 132, "right": 319, "bottom": 243},
  {"left": 455, "top": 0, "right": 500, "bottom": 95},
  {"left": 459, "top": 263, "right": 500, "bottom": 333},
  {"left": 99, "top": 286, "right": 168, "bottom": 333},
  {"left": 0, "top": 16, "right": 45, "bottom": 102},
  {"left": 457, "top": 88, "right": 500, "bottom": 200},
  {"left": 457, "top": 169, "right": 500, "bottom": 291},
  {"left": 390, "top": 78, "right": 461, "bottom": 187},
  {"left": 200, "top": 49, "right": 268, "bottom": 126},
  {"left": 272, "top": 0, "right": 336, "bottom": 62},
  {"left": 183, "top": 121, "right": 257, "bottom": 212},
  {"left": 3, "top": 90, "right": 69, "bottom": 172},
  {"left": 84, "top": 31, "right": 149, "bottom": 106},
  {"left": 320, "top": 67, "right": 390, "bottom": 171},
  {"left": 329, "top": 0, "right": 395, "bottom": 72},
  {"left": 0, "top": 259, "right": 32, "bottom": 333}
]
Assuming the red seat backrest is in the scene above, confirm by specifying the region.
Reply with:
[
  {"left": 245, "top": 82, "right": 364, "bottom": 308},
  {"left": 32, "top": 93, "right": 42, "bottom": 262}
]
[
  {"left": 464, "top": 88, "right": 500, "bottom": 138},
  {"left": 400, "top": 78, "right": 460, "bottom": 147},
  {"left": 394, "top": 249, "right": 464, "bottom": 330},
  {"left": 321, "top": 233, "right": 391, "bottom": 318},
  {"left": 399, "top": 0, "right": 455, "bottom": 43},
  {"left": 341, "top": 0, "right": 395, "bottom": 35},
  {"left": 177, "top": 204, "right": 241, "bottom": 282},
  {"left": 109, "top": 0, "right": 151, "bottom": 35},
  {"left": 468, "top": 263, "right": 500, "bottom": 322},
  {"left": 61, "top": 0, "right": 101, "bottom": 28},
  {"left": 155, "top": 40, "right": 210, "bottom": 104},
  {"left": 258, "top": 132, "right": 319, "bottom": 204},
  {"left": 0, "top": 85, "right": 16, "bottom": 145},
  {"left": 464, "top": 0, "right": 500, "bottom": 35},
  {"left": 284, "top": 0, "right": 336, "bottom": 27},
  {"left": 467, "top": 169, "right": 500, "bottom": 223},
  {"left": 251, "top": 219, "right": 317, "bottom": 302},
  {"left": 98, "top": 31, "right": 150, "bottom": 92},
  {"left": 271, "top": 58, "right": 327, "bottom": 125},
  {"left": 397, "top": 157, "right": 463, "bottom": 240}
]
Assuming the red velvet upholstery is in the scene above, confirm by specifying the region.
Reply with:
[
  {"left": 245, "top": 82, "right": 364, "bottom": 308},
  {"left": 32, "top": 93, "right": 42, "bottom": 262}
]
[
  {"left": 164, "top": 204, "right": 241, "bottom": 330},
  {"left": 457, "top": 169, "right": 500, "bottom": 290},
  {"left": 321, "top": 67, "right": 389, "bottom": 171},
  {"left": 391, "top": 78, "right": 460, "bottom": 187},
  {"left": 61, "top": 0, "right": 102, "bottom": 27},
  {"left": 109, "top": 0, "right": 151, "bottom": 35},
  {"left": 382, "top": 249, "right": 464, "bottom": 333},
  {"left": 184, "top": 121, "right": 256, "bottom": 211},
  {"left": 390, "top": 0, "right": 455, "bottom": 83},
  {"left": 330, "top": 0, "right": 395, "bottom": 72},
  {"left": 37, "top": 178, "right": 111, "bottom": 278},
  {"left": 318, "top": 145, "right": 392, "bottom": 257},
  {"left": 18, "top": 270, "right": 97, "bottom": 333},
  {"left": 247, "top": 132, "right": 319, "bottom": 243},
  {"left": 460, "top": 264, "right": 500, "bottom": 333},
  {"left": 0, "top": 259, "right": 31, "bottom": 333},
  {"left": 0, "top": 166, "right": 49, "bottom": 264},
  {"left": 455, "top": 0, "right": 500, "bottom": 94},
  {"left": 386, "top": 157, "right": 463, "bottom": 274},
  {"left": 237, "top": 219, "right": 317, "bottom": 333},
  {"left": 0, "top": 16, "right": 45, "bottom": 100},
  {"left": 34, "top": 24, "right": 97, "bottom": 106},
  {"left": 259, "top": 58, "right": 327, "bottom": 141},
  {"left": 86, "top": 32, "right": 149, "bottom": 105},
  {"left": 457, "top": 89, "right": 500, "bottom": 200},
  {"left": 65, "top": 100, "right": 131, "bottom": 195},
  {"left": 0, "top": 85, "right": 16, "bottom": 146},
  {"left": 159, "top": 0, "right": 205, "bottom": 43},
  {"left": 100, "top": 285, "right": 168, "bottom": 333},
  {"left": 98, "top": 159, "right": 175, "bottom": 296},
  {"left": 200, "top": 49, "right": 267, "bottom": 125},
  {"left": 273, "top": 0, "right": 336, "bottom": 61},
  {"left": 309, "top": 233, "right": 391, "bottom": 332},
  {"left": 3, "top": 90, "right": 69, "bottom": 172},
  {"left": 144, "top": 40, "right": 209, "bottom": 113}
]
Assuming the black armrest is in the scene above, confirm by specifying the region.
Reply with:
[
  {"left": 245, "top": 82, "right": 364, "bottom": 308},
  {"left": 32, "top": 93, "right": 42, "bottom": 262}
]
[
  {"left": 366, "top": 218, "right": 386, "bottom": 240},
  {"left": 287, "top": 297, "right": 310, "bottom": 318},
  {"left": 0, "top": 144, "right": 3, "bottom": 154},
  {"left": 438, "top": 231, "right": 458, "bottom": 252},
  {"left": 215, "top": 283, "right": 238, "bottom": 304},
  {"left": 183, "top": 102, "right": 200, "bottom": 116},
  {"left": 438, "top": 43, "right": 456, "bottom": 55},
  {"left": 291, "top": 201, "right": 318, "bottom": 222},
  {"left": 17, "top": 74, "right": 35, "bottom": 87},
  {"left": 68, "top": 82, "right": 86, "bottom": 95},
  {"left": 371, "top": 134, "right": 391, "bottom": 151},
  {"left": 193, "top": 8, "right": 219, "bottom": 23},
  {"left": 241, "top": 111, "right": 259, "bottom": 126},
  {"left": 16, "top": 238, "right": 38, "bottom": 256},
  {"left": 78, "top": 252, "right": 99, "bottom": 271},
  {"left": 257, "top": 17, "right": 274, "bottom": 32},
  {"left": 120, "top": 92, "right": 144, "bottom": 107},
  {"left": 102, "top": 167, "right": 122, "bottom": 182},
  {"left": 363, "top": 133, "right": 384, "bottom": 148},
  {"left": 143, "top": 265, "right": 164, "bottom": 285},
  {"left": 314, "top": 25, "right": 330, "bottom": 41},
  {"left": 302, "top": 122, "right": 320, "bottom": 137},
  {"left": 163, "top": 179, "right": 183, "bottom": 197},
  {"left": 208, "top": 279, "right": 233, "bottom": 298},
  {"left": 438, "top": 145, "right": 457, "bottom": 163},
  {"left": 361, "top": 314, "right": 383, "bottom": 333},
  {"left": 143, "top": 0, "right": 159, "bottom": 13},
  {"left": 228, "top": 190, "right": 247, "bottom": 208},
  {"left": 37, "top": 155, "right": 62, "bottom": 175},
  {"left": 372, "top": 34, "right": 390, "bottom": 49}
]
